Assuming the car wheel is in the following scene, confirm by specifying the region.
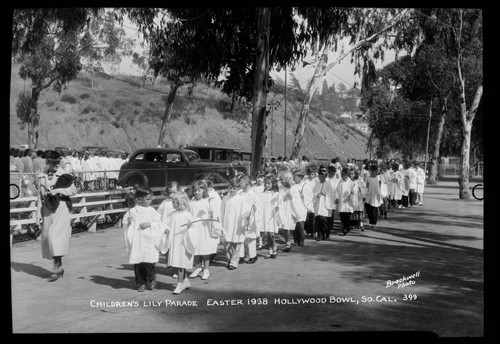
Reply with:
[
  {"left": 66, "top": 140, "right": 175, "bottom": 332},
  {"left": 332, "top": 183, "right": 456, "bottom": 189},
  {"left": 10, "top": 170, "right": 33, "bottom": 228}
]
[{"left": 127, "top": 176, "right": 144, "bottom": 187}]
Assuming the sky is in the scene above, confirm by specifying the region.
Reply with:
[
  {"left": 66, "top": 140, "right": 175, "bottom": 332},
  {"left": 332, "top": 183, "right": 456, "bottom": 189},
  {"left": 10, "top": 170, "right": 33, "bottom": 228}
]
[{"left": 110, "top": 15, "right": 398, "bottom": 93}]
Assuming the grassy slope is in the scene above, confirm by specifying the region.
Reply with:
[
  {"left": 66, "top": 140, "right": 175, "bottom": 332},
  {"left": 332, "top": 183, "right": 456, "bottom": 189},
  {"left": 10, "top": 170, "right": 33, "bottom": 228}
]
[{"left": 10, "top": 64, "right": 369, "bottom": 160}]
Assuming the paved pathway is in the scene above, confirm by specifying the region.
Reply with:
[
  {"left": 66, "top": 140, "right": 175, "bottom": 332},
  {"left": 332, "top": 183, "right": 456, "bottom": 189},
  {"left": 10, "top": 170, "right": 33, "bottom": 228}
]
[{"left": 10, "top": 181, "right": 486, "bottom": 337}]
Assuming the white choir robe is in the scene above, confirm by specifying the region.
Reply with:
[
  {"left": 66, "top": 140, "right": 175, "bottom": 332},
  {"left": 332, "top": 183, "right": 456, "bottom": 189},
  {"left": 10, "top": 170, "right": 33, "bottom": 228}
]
[
  {"left": 240, "top": 189, "right": 258, "bottom": 238},
  {"left": 365, "top": 176, "right": 383, "bottom": 207},
  {"left": 352, "top": 178, "right": 366, "bottom": 212},
  {"left": 416, "top": 167, "right": 426, "bottom": 194},
  {"left": 167, "top": 210, "right": 195, "bottom": 269},
  {"left": 190, "top": 198, "right": 219, "bottom": 256},
  {"left": 221, "top": 192, "right": 251, "bottom": 243},
  {"left": 290, "top": 182, "right": 307, "bottom": 222},
  {"left": 124, "top": 205, "right": 167, "bottom": 264},
  {"left": 302, "top": 178, "right": 317, "bottom": 213},
  {"left": 207, "top": 189, "right": 223, "bottom": 237},
  {"left": 335, "top": 178, "right": 355, "bottom": 213},
  {"left": 312, "top": 180, "right": 335, "bottom": 217},
  {"left": 389, "top": 170, "right": 404, "bottom": 200},
  {"left": 278, "top": 186, "right": 295, "bottom": 230},
  {"left": 379, "top": 171, "right": 392, "bottom": 199},
  {"left": 255, "top": 190, "right": 283, "bottom": 234},
  {"left": 156, "top": 198, "right": 176, "bottom": 254}
]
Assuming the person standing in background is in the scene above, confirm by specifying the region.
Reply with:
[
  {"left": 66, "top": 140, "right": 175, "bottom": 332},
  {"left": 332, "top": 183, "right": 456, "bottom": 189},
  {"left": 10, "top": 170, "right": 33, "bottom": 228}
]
[
  {"left": 38, "top": 150, "right": 78, "bottom": 282},
  {"left": 415, "top": 161, "right": 426, "bottom": 206}
]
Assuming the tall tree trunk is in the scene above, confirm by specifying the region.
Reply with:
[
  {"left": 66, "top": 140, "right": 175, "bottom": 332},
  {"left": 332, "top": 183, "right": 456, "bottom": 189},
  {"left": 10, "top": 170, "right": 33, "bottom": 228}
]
[
  {"left": 428, "top": 97, "right": 447, "bottom": 184},
  {"left": 458, "top": 123, "right": 472, "bottom": 199},
  {"left": 27, "top": 89, "right": 40, "bottom": 150},
  {"left": 250, "top": 8, "right": 270, "bottom": 179},
  {"left": 157, "top": 82, "right": 181, "bottom": 147},
  {"left": 457, "top": 83, "right": 482, "bottom": 199},
  {"left": 290, "top": 45, "right": 329, "bottom": 160}
]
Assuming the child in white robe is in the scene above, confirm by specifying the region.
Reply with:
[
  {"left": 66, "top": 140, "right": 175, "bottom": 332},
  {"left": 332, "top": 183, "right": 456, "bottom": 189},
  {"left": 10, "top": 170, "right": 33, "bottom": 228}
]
[
  {"left": 364, "top": 165, "right": 383, "bottom": 228},
  {"left": 335, "top": 167, "right": 355, "bottom": 236},
  {"left": 389, "top": 163, "right": 404, "bottom": 209},
  {"left": 188, "top": 181, "right": 219, "bottom": 281},
  {"left": 156, "top": 181, "right": 178, "bottom": 278},
  {"left": 239, "top": 177, "right": 259, "bottom": 263},
  {"left": 167, "top": 191, "right": 195, "bottom": 295},
  {"left": 221, "top": 178, "right": 251, "bottom": 269},
  {"left": 290, "top": 170, "right": 307, "bottom": 246},
  {"left": 278, "top": 172, "right": 295, "bottom": 251},
  {"left": 124, "top": 186, "right": 167, "bottom": 292},
  {"left": 251, "top": 173, "right": 265, "bottom": 249},
  {"left": 351, "top": 169, "right": 366, "bottom": 230},
  {"left": 255, "top": 176, "right": 282, "bottom": 258},
  {"left": 415, "top": 162, "right": 426, "bottom": 205}
]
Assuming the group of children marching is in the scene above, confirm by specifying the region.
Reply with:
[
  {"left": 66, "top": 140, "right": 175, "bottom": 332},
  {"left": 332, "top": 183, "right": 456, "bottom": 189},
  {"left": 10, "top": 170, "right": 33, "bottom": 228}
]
[{"left": 123, "top": 159, "right": 426, "bottom": 295}]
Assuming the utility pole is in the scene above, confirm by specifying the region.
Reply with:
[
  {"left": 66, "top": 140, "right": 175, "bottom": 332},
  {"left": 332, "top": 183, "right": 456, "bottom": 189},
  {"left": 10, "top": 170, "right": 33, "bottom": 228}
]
[
  {"left": 284, "top": 65, "right": 287, "bottom": 159},
  {"left": 424, "top": 98, "right": 433, "bottom": 173}
]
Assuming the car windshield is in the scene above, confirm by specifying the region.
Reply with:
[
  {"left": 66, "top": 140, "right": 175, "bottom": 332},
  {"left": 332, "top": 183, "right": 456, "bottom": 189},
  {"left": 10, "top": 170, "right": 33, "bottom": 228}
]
[{"left": 184, "top": 151, "right": 201, "bottom": 162}]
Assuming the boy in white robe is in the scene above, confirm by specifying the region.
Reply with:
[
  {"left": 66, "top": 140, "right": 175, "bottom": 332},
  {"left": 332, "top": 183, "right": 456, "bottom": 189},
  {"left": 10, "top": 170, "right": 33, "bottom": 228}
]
[
  {"left": 312, "top": 166, "right": 335, "bottom": 240},
  {"left": 239, "top": 177, "right": 259, "bottom": 263},
  {"left": 124, "top": 186, "right": 167, "bottom": 292},
  {"left": 221, "top": 178, "right": 251, "bottom": 269},
  {"left": 335, "top": 167, "right": 355, "bottom": 236}
]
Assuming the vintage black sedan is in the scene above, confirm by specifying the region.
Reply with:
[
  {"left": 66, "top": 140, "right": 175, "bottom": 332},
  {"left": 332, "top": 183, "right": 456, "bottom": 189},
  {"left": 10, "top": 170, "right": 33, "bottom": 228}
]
[{"left": 117, "top": 148, "right": 234, "bottom": 189}]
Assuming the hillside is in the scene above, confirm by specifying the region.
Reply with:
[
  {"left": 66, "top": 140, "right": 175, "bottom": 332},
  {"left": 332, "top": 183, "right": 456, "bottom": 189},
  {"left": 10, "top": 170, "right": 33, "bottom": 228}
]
[{"left": 9, "top": 64, "right": 370, "bottom": 160}]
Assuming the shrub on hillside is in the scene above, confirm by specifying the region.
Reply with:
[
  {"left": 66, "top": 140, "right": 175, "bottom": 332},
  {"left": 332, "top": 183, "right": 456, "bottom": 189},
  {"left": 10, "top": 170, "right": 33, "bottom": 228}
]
[
  {"left": 79, "top": 93, "right": 91, "bottom": 100},
  {"left": 61, "top": 94, "right": 77, "bottom": 104},
  {"left": 81, "top": 105, "right": 95, "bottom": 115}
]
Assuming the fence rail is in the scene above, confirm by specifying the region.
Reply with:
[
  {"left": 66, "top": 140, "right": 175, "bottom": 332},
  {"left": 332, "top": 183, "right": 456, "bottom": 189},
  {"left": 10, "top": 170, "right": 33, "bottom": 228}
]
[{"left": 10, "top": 171, "right": 229, "bottom": 244}]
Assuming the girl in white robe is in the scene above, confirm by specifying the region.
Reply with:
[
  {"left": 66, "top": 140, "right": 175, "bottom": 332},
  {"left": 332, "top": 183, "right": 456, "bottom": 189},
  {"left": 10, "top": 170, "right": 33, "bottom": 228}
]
[
  {"left": 167, "top": 191, "right": 195, "bottom": 295},
  {"left": 188, "top": 181, "right": 219, "bottom": 281},
  {"left": 221, "top": 178, "right": 251, "bottom": 269},
  {"left": 255, "top": 176, "right": 283, "bottom": 258},
  {"left": 156, "top": 181, "right": 179, "bottom": 278},
  {"left": 389, "top": 163, "right": 404, "bottom": 209},
  {"left": 278, "top": 173, "right": 295, "bottom": 251},
  {"left": 124, "top": 186, "right": 167, "bottom": 292},
  {"left": 239, "top": 177, "right": 259, "bottom": 263}
]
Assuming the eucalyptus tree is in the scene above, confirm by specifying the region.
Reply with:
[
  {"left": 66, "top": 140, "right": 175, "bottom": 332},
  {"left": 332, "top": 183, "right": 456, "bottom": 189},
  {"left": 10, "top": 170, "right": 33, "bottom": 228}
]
[
  {"left": 415, "top": 8, "right": 482, "bottom": 199},
  {"left": 12, "top": 8, "right": 131, "bottom": 149},
  {"left": 289, "top": 7, "right": 417, "bottom": 160},
  {"left": 407, "top": 43, "right": 456, "bottom": 184}
]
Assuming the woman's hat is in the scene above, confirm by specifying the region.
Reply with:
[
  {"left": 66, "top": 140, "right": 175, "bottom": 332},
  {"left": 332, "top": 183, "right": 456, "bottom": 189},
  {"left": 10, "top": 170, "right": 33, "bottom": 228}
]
[
  {"left": 293, "top": 169, "right": 305, "bottom": 177},
  {"left": 45, "top": 150, "right": 61, "bottom": 163}
]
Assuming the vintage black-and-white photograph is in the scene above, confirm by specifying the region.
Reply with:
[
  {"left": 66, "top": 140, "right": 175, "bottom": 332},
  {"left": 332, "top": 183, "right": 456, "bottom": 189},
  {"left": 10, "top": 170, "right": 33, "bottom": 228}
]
[{"left": 9, "top": 7, "right": 487, "bottom": 337}]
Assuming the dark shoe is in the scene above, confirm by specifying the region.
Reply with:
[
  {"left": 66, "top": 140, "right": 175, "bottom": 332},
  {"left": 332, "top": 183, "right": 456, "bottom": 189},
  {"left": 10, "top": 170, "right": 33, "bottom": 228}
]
[
  {"left": 298, "top": 242, "right": 304, "bottom": 246},
  {"left": 270, "top": 253, "right": 277, "bottom": 259},
  {"left": 147, "top": 279, "right": 157, "bottom": 290},
  {"left": 227, "top": 265, "right": 237, "bottom": 270},
  {"left": 247, "top": 256, "right": 257, "bottom": 264},
  {"left": 315, "top": 236, "right": 321, "bottom": 241},
  {"left": 283, "top": 246, "right": 291, "bottom": 252},
  {"left": 48, "top": 269, "right": 64, "bottom": 282},
  {"left": 137, "top": 284, "right": 146, "bottom": 292}
]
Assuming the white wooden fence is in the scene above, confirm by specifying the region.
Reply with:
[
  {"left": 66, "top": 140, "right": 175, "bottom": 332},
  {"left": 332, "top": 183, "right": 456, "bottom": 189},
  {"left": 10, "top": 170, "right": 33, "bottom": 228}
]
[{"left": 10, "top": 172, "right": 229, "bottom": 244}]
